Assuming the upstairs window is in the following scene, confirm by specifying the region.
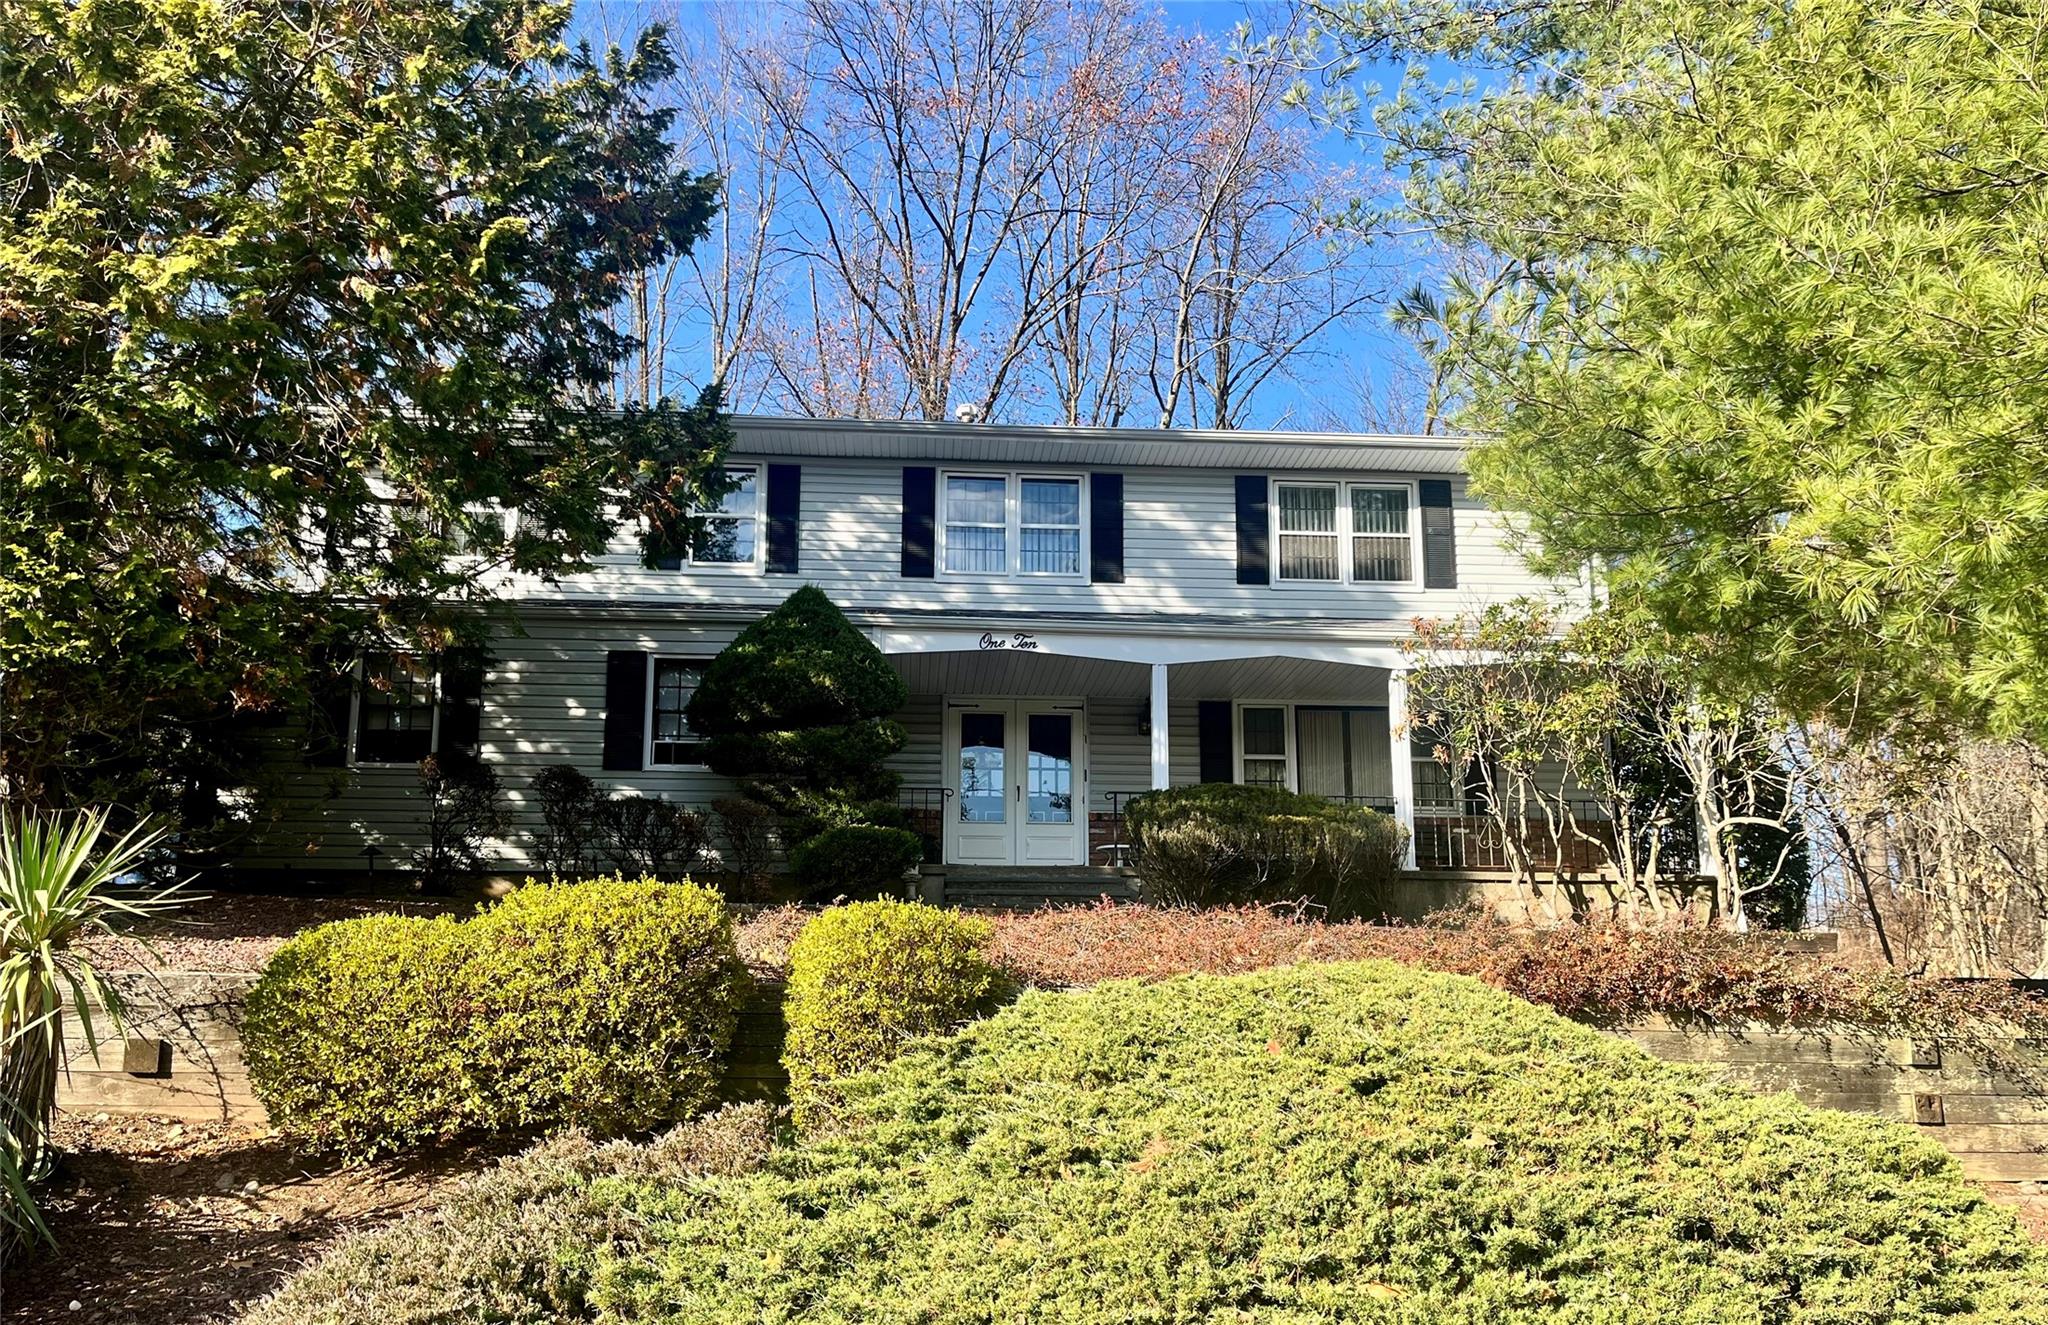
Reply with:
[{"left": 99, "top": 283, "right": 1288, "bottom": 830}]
[
  {"left": 649, "top": 658, "right": 708, "bottom": 767},
  {"left": 689, "top": 467, "right": 758, "bottom": 566},
  {"left": 941, "top": 472, "right": 1084, "bottom": 579},
  {"left": 1273, "top": 481, "right": 1417, "bottom": 585},
  {"left": 354, "top": 653, "right": 437, "bottom": 765}
]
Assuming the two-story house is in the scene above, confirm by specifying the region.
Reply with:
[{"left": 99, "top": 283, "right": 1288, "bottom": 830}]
[{"left": 237, "top": 416, "right": 1575, "bottom": 889}]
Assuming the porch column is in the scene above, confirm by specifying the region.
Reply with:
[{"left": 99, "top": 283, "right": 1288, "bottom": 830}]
[
  {"left": 1149, "top": 662, "right": 1171, "bottom": 789},
  {"left": 1386, "top": 666, "right": 1419, "bottom": 869}
]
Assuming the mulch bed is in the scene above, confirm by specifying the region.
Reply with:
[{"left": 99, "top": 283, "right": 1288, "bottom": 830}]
[{"left": 2, "top": 1115, "right": 512, "bottom": 1324}]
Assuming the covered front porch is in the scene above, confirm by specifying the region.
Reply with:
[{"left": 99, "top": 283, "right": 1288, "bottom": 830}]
[{"left": 872, "top": 623, "right": 1438, "bottom": 872}]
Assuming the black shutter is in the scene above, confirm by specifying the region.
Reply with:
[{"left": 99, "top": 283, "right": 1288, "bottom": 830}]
[
  {"left": 1419, "top": 479, "right": 1458, "bottom": 589},
  {"left": 1089, "top": 472, "right": 1124, "bottom": 584},
  {"left": 766, "top": 463, "right": 801, "bottom": 574},
  {"left": 437, "top": 647, "right": 487, "bottom": 761},
  {"left": 305, "top": 660, "right": 355, "bottom": 767},
  {"left": 1197, "top": 701, "right": 1235, "bottom": 783},
  {"left": 602, "top": 650, "right": 649, "bottom": 772},
  {"left": 1234, "top": 476, "right": 1269, "bottom": 586},
  {"left": 901, "top": 466, "right": 936, "bottom": 578}
]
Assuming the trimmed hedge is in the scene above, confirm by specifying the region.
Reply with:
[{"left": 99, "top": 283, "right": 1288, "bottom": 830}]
[
  {"left": 787, "top": 823, "right": 924, "bottom": 898},
  {"left": 253, "top": 963, "right": 2048, "bottom": 1322},
  {"left": 243, "top": 878, "right": 747, "bottom": 1156},
  {"left": 782, "top": 900, "right": 998, "bottom": 1125},
  {"left": 1126, "top": 782, "right": 1407, "bottom": 916}
]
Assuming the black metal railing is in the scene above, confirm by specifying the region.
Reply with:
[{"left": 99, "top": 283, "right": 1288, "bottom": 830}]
[
  {"left": 895, "top": 786, "right": 952, "bottom": 864},
  {"left": 1097, "top": 790, "right": 1149, "bottom": 867}
]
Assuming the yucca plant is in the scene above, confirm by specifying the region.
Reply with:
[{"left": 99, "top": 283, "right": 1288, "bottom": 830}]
[{"left": 0, "top": 810, "right": 182, "bottom": 1180}]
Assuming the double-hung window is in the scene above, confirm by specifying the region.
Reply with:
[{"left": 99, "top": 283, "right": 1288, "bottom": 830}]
[
  {"left": 1238, "top": 705, "right": 1291, "bottom": 789},
  {"left": 688, "top": 466, "right": 759, "bottom": 567},
  {"left": 354, "top": 653, "right": 438, "bottom": 765},
  {"left": 941, "top": 473, "right": 1083, "bottom": 578},
  {"left": 648, "top": 658, "right": 709, "bottom": 767},
  {"left": 1273, "top": 481, "right": 1415, "bottom": 584}
]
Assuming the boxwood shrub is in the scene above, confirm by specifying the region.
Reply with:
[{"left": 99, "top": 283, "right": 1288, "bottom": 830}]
[
  {"left": 782, "top": 899, "right": 998, "bottom": 1125},
  {"left": 243, "top": 877, "right": 748, "bottom": 1156},
  {"left": 250, "top": 962, "right": 2048, "bottom": 1323},
  {"left": 1126, "top": 782, "right": 1407, "bottom": 916},
  {"left": 787, "top": 823, "right": 924, "bottom": 898}
]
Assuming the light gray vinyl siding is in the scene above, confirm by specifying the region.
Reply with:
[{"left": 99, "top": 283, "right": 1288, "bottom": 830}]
[
  {"left": 495, "top": 459, "right": 1559, "bottom": 621},
  {"left": 234, "top": 426, "right": 1575, "bottom": 875}
]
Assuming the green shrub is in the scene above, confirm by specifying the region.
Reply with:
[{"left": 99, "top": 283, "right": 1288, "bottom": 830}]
[
  {"left": 782, "top": 900, "right": 997, "bottom": 1125},
  {"left": 1125, "top": 782, "right": 1407, "bottom": 916},
  {"left": 686, "top": 586, "right": 907, "bottom": 848},
  {"left": 240, "top": 1105, "right": 776, "bottom": 1325},
  {"left": 254, "top": 962, "right": 2048, "bottom": 1322},
  {"left": 787, "top": 824, "right": 923, "bottom": 898},
  {"left": 243, "top": 878, "right": 748, "bottom": 1156}
]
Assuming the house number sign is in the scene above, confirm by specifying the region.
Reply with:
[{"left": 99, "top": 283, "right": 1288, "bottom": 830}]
[{"left": 978, "top": 631, "right": 1041, "bottom": 652}]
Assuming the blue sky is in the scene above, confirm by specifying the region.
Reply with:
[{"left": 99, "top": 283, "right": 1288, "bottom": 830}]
[{"left": 574, "top": 1, "right": 1433, "bottom": 429}]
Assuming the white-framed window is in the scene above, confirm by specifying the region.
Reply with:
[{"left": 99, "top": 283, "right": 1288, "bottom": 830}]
[
  {"left": 647, "top": 657, "right": 710, "bottom": 767},
  {"left": 939, "top": 471, "right": 1085, "bottom": 579},
  {"left": 1272, "top": 480, "right": 1417, "bottom": 584},
  {"left": 352, "top": 652, "right": 439, "bottom": 766},
  {"left": 682, "top": 466, "right": 760, "bottom": 568},
  {"left": 448, "top": 503, "right": 516, "bottom": 556},
  {"left": 1236, "top": 704, "right": 1291, "bottom": 789}
]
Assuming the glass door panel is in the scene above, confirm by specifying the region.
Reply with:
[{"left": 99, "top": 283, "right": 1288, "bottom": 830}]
[
  {"left": 1026, "top": 714, "right": 1074, "bottom": 824},
  {"left": 958, "top": 711, "right": 1007, "bottom": 823}
]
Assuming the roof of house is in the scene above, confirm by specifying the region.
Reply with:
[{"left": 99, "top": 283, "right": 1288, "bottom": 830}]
[{"left": 728, "top": 414, "right": 1472, "bottom": 473}]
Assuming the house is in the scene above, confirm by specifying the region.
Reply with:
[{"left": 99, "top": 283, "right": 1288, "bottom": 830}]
[{"left": 237, "top": 415, "right": 1590, "bottom": 897}]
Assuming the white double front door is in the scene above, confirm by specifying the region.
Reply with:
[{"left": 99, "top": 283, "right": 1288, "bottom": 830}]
[{"left": 943, "top": 699, "right": 1087, "bottom": 866}]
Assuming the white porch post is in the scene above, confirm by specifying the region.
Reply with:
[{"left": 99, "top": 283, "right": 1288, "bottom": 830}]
[
  {"left": 1149, "top": 662, "right": 1171, "bottom": 790},
  {"left": 1386, "top": 666, "right": 1419, "bottom": 870}
]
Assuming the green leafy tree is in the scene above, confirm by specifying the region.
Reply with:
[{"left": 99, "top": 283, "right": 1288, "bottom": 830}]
[
  {"left": 0, "top": 0, "right": 729, "bottom": 827},
  {"left": 1309, "top": 0, "right": 2048, "bottom": 741},
  {"left": 686, "top": 587, "right": 908, "bottom": 848}
]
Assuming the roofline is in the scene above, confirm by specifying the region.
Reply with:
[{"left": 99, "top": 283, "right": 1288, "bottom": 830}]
[{"left": 726, "top": 413, "right": 1475, "bottom": 453}]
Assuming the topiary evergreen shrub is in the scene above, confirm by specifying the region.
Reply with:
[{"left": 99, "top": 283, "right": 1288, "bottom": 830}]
[
  {"left": 787, "top": 824, "right": 924, "bottom": 898},
  {"left": 685, "top": 586, "right": 908, "bottom": 854},
  {"left": 1126, "top": 782, "right": 1408, "bottom": 916},
  {"left": 243, "top": 877, "right": 747, "bottom": 1157},
  {"left": 782, "top": 899, "right": 998, "bottom": 1126}
]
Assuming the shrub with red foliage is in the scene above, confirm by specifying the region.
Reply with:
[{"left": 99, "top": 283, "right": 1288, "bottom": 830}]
[{"left": 985, "top": 903, "right": 2048, "bottom": 1077}]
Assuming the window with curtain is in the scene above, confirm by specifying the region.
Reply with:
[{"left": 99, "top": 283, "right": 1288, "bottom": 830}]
[
  {"left": 650, "top": 659, "right": 708, "bottom": 766},
  {"left": 1275, "top": 483, "right": 1340, "bottom": 580},
  {"left": 1239, "top": 706, "right": 1289, "bottom": 787},
  {"left": 943, "top": 475, "right": 1008, "bottom": 574},
  {"left": 1349, "top": 486, "right": 1412, "bottom": 581},
  {"left": 1018, "top": 477, "right": 1081, "bottom": 575},
  {"left": 1294, "top": 707, "right": 1393, "bottom": 803}
]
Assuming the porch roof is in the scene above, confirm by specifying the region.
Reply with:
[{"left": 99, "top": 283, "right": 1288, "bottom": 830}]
[{"left": 889, "top": 649, "right": 1393, "bottom": 701}]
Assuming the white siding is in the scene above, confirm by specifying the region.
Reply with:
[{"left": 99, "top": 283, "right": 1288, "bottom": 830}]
[
  {"left": 484, "top": 460, "right": 1560, "bottom": 622},
  {"left": 236, "top": 430, "right": 1573, "bottom": 875}
]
